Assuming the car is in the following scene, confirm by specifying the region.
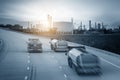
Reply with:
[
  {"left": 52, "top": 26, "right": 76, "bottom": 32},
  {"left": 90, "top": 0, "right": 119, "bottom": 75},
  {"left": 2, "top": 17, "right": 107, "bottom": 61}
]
[
  {"left": 50, "top": 38, "right": 68, "bottom": 52},
  {"left": 66, "top": 46, "right": 101, "bottom": 75},
  {"left": 27, "top": 38, "right": 42, "bottom": 53}
]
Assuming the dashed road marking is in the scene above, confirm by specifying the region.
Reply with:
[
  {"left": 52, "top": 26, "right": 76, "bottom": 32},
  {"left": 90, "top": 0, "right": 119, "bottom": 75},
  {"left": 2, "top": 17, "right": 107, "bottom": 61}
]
[
  {"left": 24, "top": 76, "right": 28, "bottom": 80},
  {"left": 64, "top": 74, "right": 67, "bottom": 78},
  {"left": 59, "top": 66, "right": 62, "bottom": 69},
  {"left": 101, "top": 57, "right": 120, "bottom": 69},
  {"left": 27, "top": 67, "right": 30, "bottom": 70},
  {"left": 28, "top": 60, "right": 30, "bottom": 63},
  {"left": 52, "top": 56, "right": 54, "bottom": 58},
  {"left": 55, "top": 60, "right": 58, "bottom": 63},
  {"left": 28, "top": 56, "right": 30, "bottom": 58}
]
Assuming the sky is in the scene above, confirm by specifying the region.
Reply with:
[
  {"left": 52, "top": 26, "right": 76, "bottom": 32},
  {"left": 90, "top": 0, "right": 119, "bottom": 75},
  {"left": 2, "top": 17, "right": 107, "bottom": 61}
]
[{"left": 0, "top": 0, "right": 120, "bottom": 27}]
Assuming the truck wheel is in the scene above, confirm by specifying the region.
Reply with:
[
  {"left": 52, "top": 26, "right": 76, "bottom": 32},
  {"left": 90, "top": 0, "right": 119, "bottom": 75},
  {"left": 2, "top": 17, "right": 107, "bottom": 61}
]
[
  {"left": 68, "top": 58, "right": 72, "bottom": 68},
  {"left": 75, "top": 66, "right": 80, "bottom": 75}
]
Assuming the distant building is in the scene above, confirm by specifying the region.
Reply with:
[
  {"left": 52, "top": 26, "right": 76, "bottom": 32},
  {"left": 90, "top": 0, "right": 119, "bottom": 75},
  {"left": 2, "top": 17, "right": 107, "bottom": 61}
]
[
  {"left": 98, "top": 23, "right": 101, "bottom": 30},
  {"left": 78, "top": 21, "right": 82, "bottom": 30},
  {"left": 102, "top": 22, "right": 105, "bottom": 29},
  {"left": 47, "top": 15, "right": 52, "bottom": 28},
  {"left": 89, "top": 20, "right": 92, "bottom": 30},
  {"left": 95, "top": 22, "right": 97, "bottom": 29},
  {"left": 53, "top": 19, "right": 74, "bottom": 34}
]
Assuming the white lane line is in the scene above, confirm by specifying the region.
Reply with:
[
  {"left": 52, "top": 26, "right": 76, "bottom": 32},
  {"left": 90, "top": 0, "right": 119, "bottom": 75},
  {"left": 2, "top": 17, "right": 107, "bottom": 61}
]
[
  {"left": 28, "top": 60, "right": 30, "bottom": 63},
  {"left": 28, "top": 56, "right": 30, "bottom": 58},
  {"left": 55, "top": 60, "right": 58, "bottom": 63},
  {"left": 100, "top": 57, "right": 120, "bottom": 69},
  {"left": 52, "top": 56, "right": 54, "bottom": 58},
  {"left": 59, "top": 66, "right": 62, "bottom": 69},
  {"left": 27, "top": 67, "right": 30, "bottom": 70},
  {"left": 64, "top": 74, "right": 67, "bottom": 78},
  {"left": 24, "top": 76, "right": 28, "bottom": 80}
]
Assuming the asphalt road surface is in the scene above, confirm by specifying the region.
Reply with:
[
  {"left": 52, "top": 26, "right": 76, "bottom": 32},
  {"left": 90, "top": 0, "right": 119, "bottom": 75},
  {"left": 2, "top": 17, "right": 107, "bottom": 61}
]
[{"left": 0, "top": 28, "right": 120, "bottom": 80}]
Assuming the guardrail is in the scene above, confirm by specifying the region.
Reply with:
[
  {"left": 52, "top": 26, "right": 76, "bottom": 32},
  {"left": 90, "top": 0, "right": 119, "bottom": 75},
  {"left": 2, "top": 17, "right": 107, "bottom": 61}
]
[
  {"left": 0, "top": 39, "right": 3, "bottom": 51},
  {"left": 86, "top": 46, "right": 120, "bottom": 59},
  {"left": 68, "top": 41, "right": 120, "bottom": 58}
]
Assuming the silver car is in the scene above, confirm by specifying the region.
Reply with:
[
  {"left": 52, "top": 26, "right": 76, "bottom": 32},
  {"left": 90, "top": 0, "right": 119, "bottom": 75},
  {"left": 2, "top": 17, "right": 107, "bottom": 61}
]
[
  {"left": 27, "top": 38, "right": 42, "bottom": 53},
  {"left": 50, "top": 39, "right": 68, "bottom": 52}
]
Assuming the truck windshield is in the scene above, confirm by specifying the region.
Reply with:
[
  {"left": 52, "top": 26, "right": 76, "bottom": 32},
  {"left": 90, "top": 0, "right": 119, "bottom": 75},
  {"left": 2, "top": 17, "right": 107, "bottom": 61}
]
[{"left": 81, "top": 54, "right": 98, "bottom": 63}]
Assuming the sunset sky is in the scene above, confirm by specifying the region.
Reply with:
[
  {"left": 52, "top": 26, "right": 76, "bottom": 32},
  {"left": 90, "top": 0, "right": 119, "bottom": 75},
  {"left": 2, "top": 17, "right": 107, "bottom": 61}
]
[{"left": 0, "top": 0, "right": 120, "bottom": 26}]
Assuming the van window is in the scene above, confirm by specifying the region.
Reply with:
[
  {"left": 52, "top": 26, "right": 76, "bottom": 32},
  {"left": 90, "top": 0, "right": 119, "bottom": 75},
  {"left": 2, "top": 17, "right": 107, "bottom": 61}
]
[
  {"left": 81, "top": 54, "right": 98, "bottom": 63},
  {"left": 58, "top": 41, "right": 67, "bottom": 46}
]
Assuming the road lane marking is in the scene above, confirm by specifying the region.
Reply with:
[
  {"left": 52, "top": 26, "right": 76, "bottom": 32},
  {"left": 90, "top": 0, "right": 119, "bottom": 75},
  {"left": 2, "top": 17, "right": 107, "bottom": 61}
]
[
  {"left": 28, "top": 56, "right": 30, "bottom": 58},
  {"left": 59, "top": 66, "right": 62, "bottom": 69},
  {"left": 64, "top": 74, "right": 67, "bottom": 78},
  {"left": 28, "top": 60, "right": 30, "bottom": 63},
  {"left": 52, "top": 56, "right": 54, "bottom": 58},
  {"left": 27, "top": 67, "right": 30, "bottom": 70},
  {"left": 24, "top": 76, "right": 28, "bottom": 80},
  {"left": 100, "top": 57, "right": 120, "bottom": 69},
  {"left": 55, "top": 60, "right": 58, "bottom": 63}
]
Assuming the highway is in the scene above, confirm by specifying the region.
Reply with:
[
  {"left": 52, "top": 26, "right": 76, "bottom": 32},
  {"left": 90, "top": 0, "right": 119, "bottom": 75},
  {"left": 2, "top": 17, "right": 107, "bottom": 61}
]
[{"left": 0, "top": 28, "right": 120, "bottom": 80}]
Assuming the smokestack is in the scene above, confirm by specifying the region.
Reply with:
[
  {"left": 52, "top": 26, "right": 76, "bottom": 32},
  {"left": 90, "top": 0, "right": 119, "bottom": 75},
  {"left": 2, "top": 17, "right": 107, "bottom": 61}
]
[
  {"left": 83, "top": 25, "right": 86, "bottom": 30},
  {"left": 71, "top": 18, "right": 73, "bottom": 24},
  {"left": 80, "top": 21, "right": 82, "bottom": 30},
  {"left": 47, "top": 14, "right": 52, "bottom": 28},
  {"left": 98, "top": 23, "right": 101, "bottom": 30},
  {"left": 28, "top": 21, "right": 30, "bottom": 28},
  {"left": 71, "top": 18, "right": 74, "bottom": 34},
  {"left": 95, "top": 22, "right": 97, "bottom": 29},
  {"left": 89, "top": 20, "right": 92, "bottom": 30},
  {"left": 102, "top": 22, "right": 104, "bottom": 29}
]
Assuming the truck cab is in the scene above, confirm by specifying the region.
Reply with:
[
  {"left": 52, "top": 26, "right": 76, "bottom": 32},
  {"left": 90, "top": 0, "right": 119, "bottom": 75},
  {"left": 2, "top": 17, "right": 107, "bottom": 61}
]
[{"left": 67, "top": 46, "right": 101, "bottom": 74}]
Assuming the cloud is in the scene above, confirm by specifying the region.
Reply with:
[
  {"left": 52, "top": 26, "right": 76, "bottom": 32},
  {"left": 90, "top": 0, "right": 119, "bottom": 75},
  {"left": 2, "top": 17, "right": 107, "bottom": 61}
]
[{"left": 0, "top": 0, "right": 120, "bottom": 25}]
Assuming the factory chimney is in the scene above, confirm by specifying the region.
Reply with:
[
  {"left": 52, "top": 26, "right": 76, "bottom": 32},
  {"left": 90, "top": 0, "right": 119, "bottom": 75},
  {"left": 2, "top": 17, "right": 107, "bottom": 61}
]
[{"left": 89, "top": 20, "right": 92, "bottom": 30}]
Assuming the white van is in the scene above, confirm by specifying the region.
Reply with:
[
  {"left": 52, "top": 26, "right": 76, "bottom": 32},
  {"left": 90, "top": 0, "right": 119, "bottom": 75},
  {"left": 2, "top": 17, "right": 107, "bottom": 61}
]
[{"left": 67, "top": 46, "right": 101, "bottom": 74}]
